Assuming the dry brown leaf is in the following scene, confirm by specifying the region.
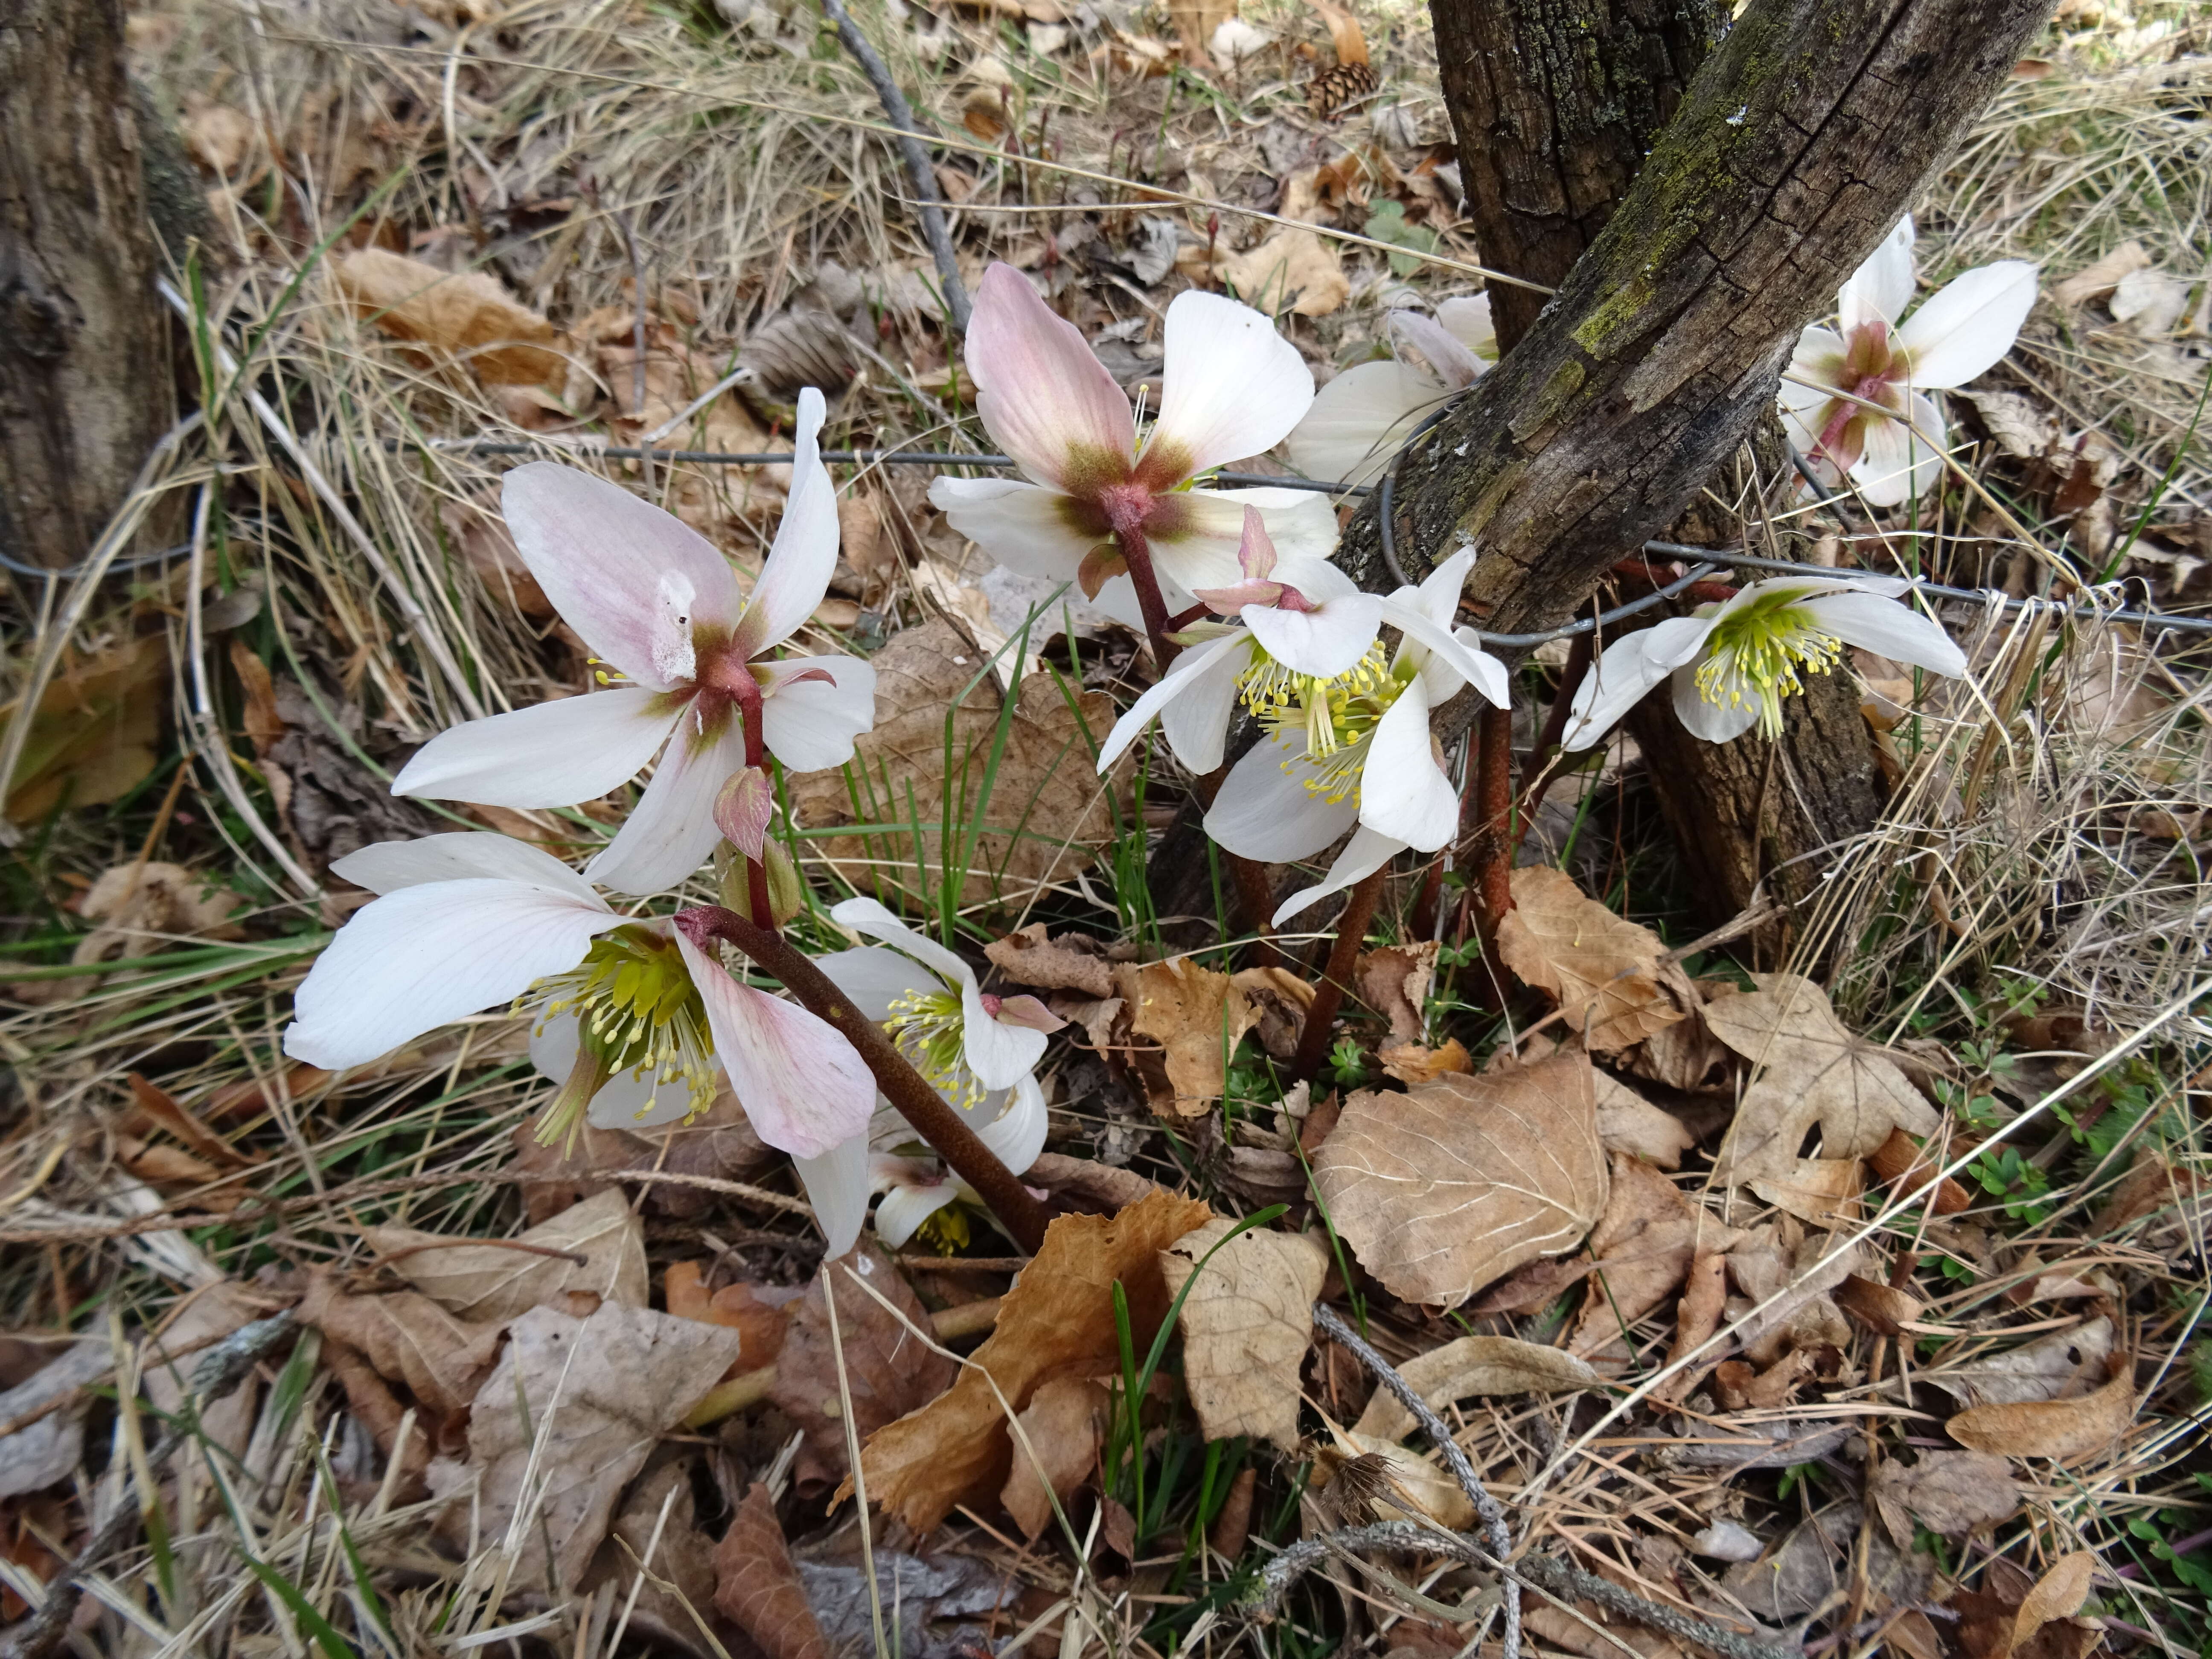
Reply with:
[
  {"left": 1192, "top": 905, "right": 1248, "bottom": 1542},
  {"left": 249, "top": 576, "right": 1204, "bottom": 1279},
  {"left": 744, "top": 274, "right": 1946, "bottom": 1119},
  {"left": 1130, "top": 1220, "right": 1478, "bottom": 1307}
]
[
  {"left": 594, "top": 1461, "right": 728, "bottom": 1658},
  {"left": 1351, "top": 1336, "right": 1604, "bottom": 1440},
  {"left": 2012, "top": 1554, "right": 2096, "bottom": 1654},
  {"left": 789, "top": 620, "right": 1128, "bottom": 906},
  {"left": 1313, "top": 1423, "right": 1474, "bottom": 1530},
  {"left": 1465, "top": 1256, "right": 1594, "bottom": 1316},
  {"left": 1869, "top": 1125, "right": 1972, "bottom": 1214},
  {"left": 1593, "top": 1071, "right": 1695, "bottom": 1169},
  {"left": 334, "top": 249, "right": 561, "bottom": 385},
  {"left": 1836, "top": 1273, "right": 1924, "bottom": 1338},
  {"left": 1869, "top": 1450, "right": 2018, "bottom": 1545},
  {"left": 665, "top": 1263, "right": 796, "bottom": 1368},
  {"left": 297, "top": 1271, "right": 502, "bottom": 1420},
  {"left": 1654, "top": 1250, "right": 1729, "bottom": 1403},
  {"left": 440, "top": 495, "right": 555, "bottom": 619},
  {"left": 1354, "top": 941, "right": 1437, "bottom": 1043},
  {"left": 1569, "top": 1152, "right": 1713, "bottom": 1359},
  {"left": 1726, "top": 1223, "right": 1861, "bottom": 1362},
  {"left": 1168, "top": 0, "right": 1236, "bottom": 56},
  {"left": 1706, "top": 974, "right": 1939, "bottom": 1182},
  {"left": 73, "top": 860, "right": 242, "bottom": 969},
  {"left": 1379, "top": 1038, "right": 1473, "bottom": 1084},
  {"left": 984, "top": 923, "right": 1115, "bottom": 998},
  {"left": 125, "top": 1073, "right": 253, "bottom": 1170},
  {"left": 227, "top": 640, "right": 286, "bottom": 757},
  {"left": 1497, "top": 868, "right": 1689, "bottom": 1052},
  {"left": 1001, "top": 1376, "right": 1110, "bottom": 1539},
  {"left": 771, "top": 1243, "right": 953, "bottom": 1492},
  {"left": 1224, "top": 227, "right": 1349, "bottom": 318},
  {"left": 1160, "top": 1220, "right": 1327, "bottom": 1452},
  {"left": 1025, "top": 1152, "right": 1158, "bottom": 1212},
  {"left": 182, "top": 102, "right": 255, "bottom": 175},
  {"left": 461, "top": 1301, "right": 742, "bottom": 1589},
  {"left": 0, "top": 1343, "right": 108, "bottom": 1498},
  {"left": 2096, "top": 1150, "right": 2197, "bottom": 1231},
  {"left": 714, "top": 1483, "right": 833, "bottom": 1659},
  {"left": 1237, "top": 966, "right": 1316, "bottom": 1061},
  {"left": 859, "top": 1189, "right": 1211, "bottom": 1530},
  {"left": 1924, "top": 1317, "right": 2116, "bottom": 1406},
  {"left": 2052, "top": 241, "right": 2149, "bottom": 307},
  {"left": 1, "top": 634, "right": 168, "bottom": 825},
  {"left": 1751, "top": 1156, "right": 1865, "bottom": 1228},
  {"left": 1116, "top": 958, "right": 1258, "bottom": 1115},
  {"left": 1956, "top": 1557, "right": 2106, "bottom": 1659},
  {"left": 1311, "top": 1054, "right": 1609, "bottom": 1310},
  {"left": 367, "top": 1187, "right": 646, "bottom": 1323},
  {"left": 1714, "top": 1347, "right": 1824, "bottom": 1409},
  {"left": 1301, "top": 0, "right": 1370, "bottom": 62},
  {"left": 1948, "top": 1360, "right": 2134, "bottom": 1464}
]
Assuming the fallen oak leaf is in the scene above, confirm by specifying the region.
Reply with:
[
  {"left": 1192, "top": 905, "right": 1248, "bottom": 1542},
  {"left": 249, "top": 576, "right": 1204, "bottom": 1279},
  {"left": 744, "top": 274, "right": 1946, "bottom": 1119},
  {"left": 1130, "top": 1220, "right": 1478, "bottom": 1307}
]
[
  {"left": 1496, "top": 867, "right": 1691, "bottom": 1053},
  {"left": 1312, "top": 1054, "right": 1609, "bottom": 1310},
  {"left": 335, "top": 249, "right": 562, "bottom": 386},
  {"left": 1869, "top": 1450, "right": 2018, "bottom": 1546},
  {"left": 1160, "top": 1220, "right": 1328, "bottom": 1452},
  {"left": 366, "top": 1187, "right": 647, "bottom": 1323},
  {"left": 714, "top": 1483, "right": 833, "bottom": 1659},
  {"left": 1955, "top": 1554, "right": 2103, "bottom": 1659},
  {"left": 984, "top": 923, "right": 1116, "bottom": 999},
  {"left": 1593, "top": 1071, "right": 1695, "bottom": 1170},
  {"left": 857, "top": 1189, "right": 1211, "bottom": 1530},
  {"left": 1947, "top": 1357, "right": 2135, "bottom": 1466},
  {"left": 297, "top": 1270, "right": 502, "bottom": 1420},
  {"left": 1351, "top": 1336, "right": 1604, "bottom": 1441},
  {"left": 1354, "top": 941, "right": 1438, "bottom": 1043},
  {"left": 1569, "top": 1152, "right": 1728, "bottom": 1360}
]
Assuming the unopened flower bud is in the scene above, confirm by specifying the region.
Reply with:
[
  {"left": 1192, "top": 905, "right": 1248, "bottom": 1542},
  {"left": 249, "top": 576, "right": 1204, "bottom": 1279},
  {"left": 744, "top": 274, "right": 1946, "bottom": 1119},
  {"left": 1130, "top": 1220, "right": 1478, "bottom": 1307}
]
[
  {"left": 715, "top": 840, "right": 804, "bottom": 927},
  {"left": 713, "top": 767, "right": 776, "bottom": 859}
]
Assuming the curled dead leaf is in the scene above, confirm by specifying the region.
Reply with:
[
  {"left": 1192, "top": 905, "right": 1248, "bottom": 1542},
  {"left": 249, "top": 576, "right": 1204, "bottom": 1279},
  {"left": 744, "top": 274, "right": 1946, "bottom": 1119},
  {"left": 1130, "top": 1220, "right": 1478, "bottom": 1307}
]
[
  {"left": 1351, "top": 1336, "right": 1604, "bottom": 1440},
  {"left": 1001, "top": 1375, "right": 1110, "bottom": 1539},
  {"left": 297, "top": 1270, "right": 502, "bottom": 1421},
  {"left": 1593, "top": 1071, "right": 1696, "bottom": 1169},
  {"left": 1161, "top": 1220, "right": 1327, "bottom": 1452},
  {"left": 714, "top": 1484, "right": 833, "bottom": 1659},
  {"left": 1869, "top": 1450, "right": 2018, "bottom": 1545},
  {"left": 984, "top": 923, "right": 1116, "bottom": 999},
  {"left": 335, "top": 249, "right": 562, "bottom": 386},
  {"left": 1947, "top": 1358, "right": 2135, "bottom": 1465},
  {"left": 1115, "top": 958, "right": 1258, "bottom": 1115},
  {"left": 367, "top": 1187, "right": 647, "bottom": 1323},
  {"left": 1497, "top": 868, "right": 1691, "bottom": 1052}
]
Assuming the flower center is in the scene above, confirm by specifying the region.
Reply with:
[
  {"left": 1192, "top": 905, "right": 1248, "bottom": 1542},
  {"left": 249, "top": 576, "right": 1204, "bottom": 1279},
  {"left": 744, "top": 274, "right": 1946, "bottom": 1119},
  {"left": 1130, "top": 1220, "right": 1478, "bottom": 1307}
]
[
  {"left": 1692, "top": 594, "right": 1845, "bottom": 739},
  {"left": 1240, "top": 640, "right": 1409, "bottom": 805},
  {"left": 530, "top": 924, "right": 718, "bottom": 1137},
  {"left": 884, "top": 988, "right": 987, "bottom": 1111}
]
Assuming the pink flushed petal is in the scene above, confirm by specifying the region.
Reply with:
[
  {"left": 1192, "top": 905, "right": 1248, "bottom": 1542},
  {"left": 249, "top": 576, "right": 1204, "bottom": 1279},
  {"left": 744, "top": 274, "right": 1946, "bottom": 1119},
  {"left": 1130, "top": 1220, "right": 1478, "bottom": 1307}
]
[
  {"left": 735, "top": 387, "right": 840, "bottom": 658},
  {"left": 586, "top": 706, "right": 748, "bottom": 895},
  {"left": 1193, "top": 578, "right": 1284, "bottom": 615},
  {"left": 967, "top": 263, "right": 1136, "bottom": 491},
  {"left": 1235, "top": 504, "right": 1277, "bottom": 579},
  {"left": 675, "top": 931, "right": 875, "bottom": 1159},
  {"left": 499, "top": 463, "right": 743, "bottom": 689},
  {"left": 982, "top": 992, "right": 1065, "bottom": 1033}
]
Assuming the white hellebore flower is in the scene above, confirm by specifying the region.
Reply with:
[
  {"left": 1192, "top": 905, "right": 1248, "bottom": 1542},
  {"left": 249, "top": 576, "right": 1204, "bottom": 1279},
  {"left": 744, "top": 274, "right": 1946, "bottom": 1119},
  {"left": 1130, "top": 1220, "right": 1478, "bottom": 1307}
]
[
  {"left": 1203, "top": 547, "right": 1510, "bottom": 925},
  {"left": 1286, "top": 297, "right": 1496, "bottom": 484},
  {"left": 281, "top": 835, "right": 875, "bottom": 1179},
  {"left": 1780, "top": 217, "right": 2037, "bottom": 507},
  {"left": 1097, "top": 507, "right": 1506, "bottom": 777},
  {"left": 928, "top": 262, "right": 1339, "bottom": 623},
  {"left": 392, "top": 387, "right": 876, "bottom": 896},
  {"left": 803, "top": 896, "right": 1057, "bottom": 1254},
  {"left": 1560, "top": 574, "right": 1968, "bottom": 750}
]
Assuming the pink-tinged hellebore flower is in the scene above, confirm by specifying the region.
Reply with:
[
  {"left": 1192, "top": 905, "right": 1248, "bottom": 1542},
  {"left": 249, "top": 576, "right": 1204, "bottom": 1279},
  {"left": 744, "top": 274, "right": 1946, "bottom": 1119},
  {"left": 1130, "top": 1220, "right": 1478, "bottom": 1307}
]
[
  {"left": 928, "top": 263, "right": 1338, "bottom": 620},
  {"left": 1780, "top": 217, "right": 2037, "bottom": 507},
  {"left": 1203, "top": 548, "right": 1510, "bottom": 924},
  {"left": 1286, "top": 297, "right": 1495, "bottom": 484},
  {"left": 1097, "top": 512, "right": 1506, "bottom": 777},
  {"left": 1560, "top": 573, "right": 1968, "bottom": 749},
  {"left": 282, "top": 835, "right": 872, "bottom": 1185},
  {"left": 392, "top": 386, "right": 876, "bottom": 895},
  {"left": 803, "top": 896, "right": 1057, "bottom": 1252}
]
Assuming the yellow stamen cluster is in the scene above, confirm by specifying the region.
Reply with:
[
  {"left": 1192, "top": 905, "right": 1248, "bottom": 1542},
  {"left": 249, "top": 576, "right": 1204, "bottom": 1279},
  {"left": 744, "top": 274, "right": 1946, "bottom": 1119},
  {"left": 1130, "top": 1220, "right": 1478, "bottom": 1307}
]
[
  {"left": 885, "top": 987, "right": 987, "bottom": 1111},
  {"left": 1691, "top": 594, "right": 1845, "bottom": 739},
  {"left": 1238, "top": 640, "right": 1409, "bottom": 806},
  {"left": 530, "top": 925, "right": 717, "bottom": 1146}
]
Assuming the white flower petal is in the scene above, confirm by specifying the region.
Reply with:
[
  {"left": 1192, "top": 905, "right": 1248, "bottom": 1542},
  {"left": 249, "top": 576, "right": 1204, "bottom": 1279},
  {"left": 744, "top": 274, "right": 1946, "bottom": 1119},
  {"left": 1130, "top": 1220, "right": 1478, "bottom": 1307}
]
[
  {"left": 1357, "top": 679, "right": 1457, "bottom": 851},
  {"left": 1243, "top": 594, "right": 1383, "bottom": 679},
  {"left": 1839, "top": 217, "right": 1916, "bottom": 332},
  {"left": 873, "top": 1179, "right": 958, "bottom": 1250},
  {"left": 1388, "top": 310, "right": 1484, "bottom": 389},
  {"left": 1205, "top": 733, "right": 1359, "bottom": 862},
  {"left": 736, "top": 388, "right": 840, "bottom": 655},
  {"left": 1852, "top": 391, "right": 1945, "bottom": 506},
  {"left": 973, "top": 1072, "right": 1048, "bottom": 1172},
  {"left": 794, "top": 1133, "right": 872, "bottom": 1256},
  {"left": 586, "top": 711, "right": 750, "bottom": 896},
  {"left": 1150, "top": 488, "right": 1339, "bottom": 599},
  {"left": 332, "top": 832, "right": 605, "bottom": 901},
  {"left": 1151, "top": 632, "right": 1253, "bottom": 774},
  {"left": 391, "top": 687, "right": 680, "bottom": 809},
  {"left": 678, "top": 931, "right": 876, "bottom": 1159},
  {"left": 1671, "top": 664, "right": 1762, "bottom": 742},
  {"left": 966, "top": 262, "right": 1137, "bottom": 489},
  {"left": 1285, "top": 361, "right": 1440, "bottom": 484},
  {"left": 1561, "top": 615, "right": 1714, "bottom": 750},
  {"left": 1150, "top": 290, "right": 1316, "bottom": 477},
  {"left": 829, "top": 896, "right": 976, "bottom": 990},
  {"left": 500, "top": 463, "right": 743, "bottom": 689},
  {"left": 284, "top": 879, "right": 621, "bottom": 1069},
  {"left": 1804, "top": 590, "right": 1967, "bottom": 676},
  {"left": 1098, "top": 630, "right": 1244, "bottom": 773},
  {"left": 1897, "top": 261, "right": 2038, "bottom": 390},
  {"left": 1404, "top": 544, "right": 1478, "bottom": 632},
  {"left": 757, "top": 653, "right": 878, "bottom": 773},
  {"left": 1271, "top": 826, "right": 1404, "bottom": 928},
  {"left": 1436, "top": 295, "right": 1496, "bottom": 361},
  {"left": 927, "top": 476, "right": 1104, "bottom": 579},
  {"left": 963, "top": 984, "right": 1048, "bottom": 1091},
  {"left": 1380, "top": 595, "right": 1509, "bottom": 707},
  {"left": 814, "top": 945, "right": 936, "bottom": 1024}
]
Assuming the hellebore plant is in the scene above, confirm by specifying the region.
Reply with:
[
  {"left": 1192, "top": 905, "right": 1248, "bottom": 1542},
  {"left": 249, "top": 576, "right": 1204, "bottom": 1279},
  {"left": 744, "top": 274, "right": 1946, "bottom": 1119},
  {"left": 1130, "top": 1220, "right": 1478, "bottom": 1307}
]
[
  {"left": 928, "top": 262, "right": 1337, "bottom": 655},
  {"left": 1199, "top": 547, "right": 1511, "bottom": 923},
  {"left": 393, "top": 386, "right": 876, "bottom": 894},
  {"left": 1097, "top": 509, "right": 1507, "bottom": 777},
  {"left": 807, "top": 897, "right": 1057, "bottom": 1253},
  {"left": 1780, "top": 217, "right": 2038, "bottom": 506},
  {"left": 1560, "top": 573, "right": 1969, "bottom": 749},
  {"left": 1286, "top": 297, "right": 1496, "bottom": 484},
  {"left": 281, "top": 833, "right": 876, "bottom": 1161}
]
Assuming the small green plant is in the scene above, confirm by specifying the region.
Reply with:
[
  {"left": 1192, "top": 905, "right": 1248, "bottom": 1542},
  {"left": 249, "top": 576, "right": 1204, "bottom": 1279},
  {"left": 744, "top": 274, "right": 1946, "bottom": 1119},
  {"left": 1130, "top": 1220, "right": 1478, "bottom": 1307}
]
[
  {"left": 1328, "top": 1034, "right": 1367, "bottom": 1086},
  {"left": 1362, "top": 200, "right": 1439, "bottom": 276},
  {"left": 1970, "top": 1141, "right": 2053, "bottom": 1222}
]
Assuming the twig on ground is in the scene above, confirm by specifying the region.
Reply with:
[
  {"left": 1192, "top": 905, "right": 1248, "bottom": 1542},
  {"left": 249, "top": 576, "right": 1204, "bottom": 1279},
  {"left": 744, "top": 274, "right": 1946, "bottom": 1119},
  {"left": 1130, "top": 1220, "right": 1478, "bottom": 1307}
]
[
  {"left": 3, "top": 1312, "right": 298, "bottom": 1659},
  {"left": 817, "top": 0, "right": 972, "bottom": 333},
  {"left": 1311, "top": 1302, "right": 1521, "bottom": 1659}
]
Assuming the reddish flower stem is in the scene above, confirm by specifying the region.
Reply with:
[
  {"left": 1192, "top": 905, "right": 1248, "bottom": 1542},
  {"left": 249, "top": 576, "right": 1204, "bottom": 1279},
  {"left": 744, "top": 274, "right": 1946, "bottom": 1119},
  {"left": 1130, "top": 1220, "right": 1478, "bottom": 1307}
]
[
  {"left": 1289, "top": 866, "right": 1387, "bottom": 1083},
  {"left": 1107, "top": 514, "right": 1182, "bottom": 672},
  {"left": 676, "top": 905, "right": 1050, "bottom": 1254},
  {"left": 710, "top": 667, "right": 777, "bottom": 930}
]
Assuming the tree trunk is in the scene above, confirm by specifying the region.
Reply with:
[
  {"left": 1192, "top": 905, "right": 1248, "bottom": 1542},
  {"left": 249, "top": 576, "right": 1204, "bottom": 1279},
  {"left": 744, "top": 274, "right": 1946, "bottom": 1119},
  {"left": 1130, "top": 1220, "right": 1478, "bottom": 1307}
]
[
  {"left": 1, "top": 0, "right": 172, "bottom": 570},
  {"left": 1431, "top": 0, "right": 1719, "bottom": 350}
]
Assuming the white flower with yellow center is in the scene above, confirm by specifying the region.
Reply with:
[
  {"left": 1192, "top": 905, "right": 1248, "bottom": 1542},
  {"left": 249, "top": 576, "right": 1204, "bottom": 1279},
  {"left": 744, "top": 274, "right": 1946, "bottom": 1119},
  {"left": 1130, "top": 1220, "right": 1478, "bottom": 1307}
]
[
  {"left": 282, "top": 833, "right": 873, "bottom": 1194},
  {"left": 1202, "top": 548, "right": 1510, "bottom": 924},
  {"left": 802, "top": 897, "right": 1059, "bottom": 1252},
  {"left": 1560, "top": 573, "right": 1968, "bottom": 749}
]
